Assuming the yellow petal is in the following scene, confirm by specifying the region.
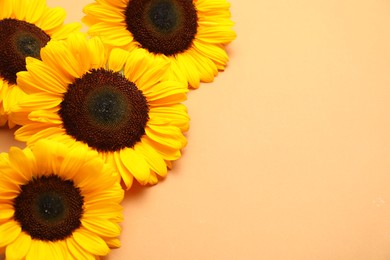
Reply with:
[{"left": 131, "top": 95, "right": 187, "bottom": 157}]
[
  {"left": 187, "top": 48, "right": 218, "bottom": 82},
  {"left": 66, "top": 237, "right": 95, "bottom": 260},
  {"left": 12, "top": 0, "right": 28, "bottom": 20},
  {"left": 175, "top": 53, "right": 201, "bottom": 88},
  {"left": 83, "top": 3, "right": 125, "bottom": 23},
  {"left": 87, "top": 22, "right": 133, "bottom": 47},
  {"left": 17, "top": 93, "right": 62, "bottom": 110},
  {"left": 0, "top": 0, "right": 12, "bottom": 18},
  {"left": 58, "top": 147, "right": 89, "bottom": 180},
  {"left": 108, "top": 48, "right": 129, "bottom": 72},
  {"left": 14, "top": 123, "right": 55, "bottom": 142},
  {"left": 143, "top": 137, "right": 182, "bottom": 161},
  {"left": 24, "top": 57, "right": 70, "bottom": 94},
  {"left": 27, "top": 127, "right": 65, "bottom": 146},
  {"left": 193, "top": 39, "right": 229, "bottom": 69},
  {"left": 6, "top": 232, "right": 31, "bottom": 260},
  {"left": 66, "top": 33, "right": 92, "bottom": 73},
  {"left": 145, "top": 125, "right": 186, "bottom": 150},
  {"left": 0, "top": 220, "right": 21, "bottom": 247},
  {"left": 148, "top": 104, "right": 190, "bottom": 131},
  {"left": 40, "top": 41, "right": 83, "bottom": 79},
  {"left": 105, "top": 238, "right": 121, "bottom": 248},
  {"left": 111, "top": 153, "right": 133, "bottom": 189},
  {"left": 87, "top": 36, "right": 108, "bottom": 69},
  {"left": 196, "top": 0, "right": 231, "bottom": 11},
  {"left": 124, "top": 49, "right": 153, "bottom": 83},
  {"left": 73, "top": 228, "right": 110, "bottom": 256},
  {"left": 96, "top": 0, "right": 128, "bottom": 9},
  {"left": 51, "top": 23, "right": 82, "bottom": 40},
  {"left": 26, "top": 239, "right": 62, "bottom": 260},
  {"left": 83, "top": 203, "right": 123, "bottom": 220},
  {"left": 8, "top": 147, "right": 33, "bottom": 181},
  {"left": 81, "top": 218, "right": 121, "bottom": 238},
  {"left": 147, "top": 171, "right": 159, "bottom": 185},
  {"left": 196, "top": 25, "right": 236, "bottom": 44},
  {"left": 119, "top": 148, "right": 150, "bottom": 184},
  {"left": 24, "top": 0, "right": 46, "bottom": 24},
  {"left": 38, "top": 7, "right": 66, "bottom": 34},
  {"left": 142, "top": 81, "right": 187, "bottom": 102},
  {"left": 134, "top": 141, "right": 167, "bottom": 177},
  {"left": 28, "top": 110, "right": 62, "bottom": 124}
]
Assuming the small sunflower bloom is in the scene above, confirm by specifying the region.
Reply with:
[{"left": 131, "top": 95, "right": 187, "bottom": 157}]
[
  {"left": 11, "top": 33, "right": 189, "bottom": 189},
  {"left": 0, "top": 0, "right": 81, "bottom": 128},
  {"left": 83, "top": 0, "right": 236, "bottom": 89},
  {"left": 0, "top": 139, "right": 124, "bottom": 259}
]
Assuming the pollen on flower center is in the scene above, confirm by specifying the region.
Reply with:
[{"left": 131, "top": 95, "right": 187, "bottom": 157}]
[
  {"left": 13, "top": 175, "right": 84, "bottom": 241},
  {"left": 59, "top": 68, "right": 150, "bottom": 152},
  {"left": 125, "top": 0, "right": 198, "bottom": 56},
  {"left": 0, "top": 19, "right": 50, "bottom": 85}
]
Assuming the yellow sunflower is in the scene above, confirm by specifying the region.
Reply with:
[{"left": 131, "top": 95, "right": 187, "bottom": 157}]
[
  {"left": 11, "top": 32, "right": 189, "bottom": 189},
  {"left": 82, "top": 0, "right": 236, "bottom": 89},
  {"left": 0, "top": 139, "right": 124, "bottom": 259},
  {"left": 0, "top": 0, "right": 81, "bottom": 128}
]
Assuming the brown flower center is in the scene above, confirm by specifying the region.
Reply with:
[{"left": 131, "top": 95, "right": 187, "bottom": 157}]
[
  {"left": 13, "top": 175, "right": 84, "bottom": 241},
  {"left": 125, "top": 0, "right": 198, "bottom": 56},
  {"left": 0, "top": 19, "right": 50, "bottom": 85},
  {"left": 59, "top": 68, "right": 150, "bottom": 152}
]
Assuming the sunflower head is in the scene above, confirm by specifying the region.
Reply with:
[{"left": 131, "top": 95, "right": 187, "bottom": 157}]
[
  {"left": 11, "top": 33, "right": 189, "bottom": 189},
  {"left": 0, "top": 139, "right": 124, "bottom": 259},
  {"left": 0, "top": 0, "right": 81, "bottom": 127},
  {"left": 83, "top": 0, "right": 236, "bottom": 88}
]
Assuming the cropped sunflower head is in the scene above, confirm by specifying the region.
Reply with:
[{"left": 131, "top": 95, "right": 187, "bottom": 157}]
[
  {"left": 12, "top": 33, "right": 189, "bottom": 189},
  {"left": 83, "top": 0, "right": 236, "bottom": 89},
  {"left": 0, "top": 139, "right": 124, "bottom": 259},
  {"left": 0, "top": 0, "right": 81, "bottom": 128}
]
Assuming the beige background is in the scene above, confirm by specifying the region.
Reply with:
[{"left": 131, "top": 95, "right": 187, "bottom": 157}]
[{"left": 2, "top": 0, "right": 390, "bottom": 259}]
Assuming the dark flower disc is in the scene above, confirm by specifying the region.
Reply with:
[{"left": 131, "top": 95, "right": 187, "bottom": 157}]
[
  {"left": 0, "top": 18, "right": 50, "bottom": 85},
  {"left": 59, "top": 68, "right": 150, "bottom": 152},
  {"left": 125, "top": 0, "right": 198, "bottom": 56},
  {"left": 13, "top": 175, "right": 84, "bottom": 241}
]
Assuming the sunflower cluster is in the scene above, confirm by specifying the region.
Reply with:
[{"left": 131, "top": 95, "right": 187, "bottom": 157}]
[{"left": 0, "top": 0, "right": 235, "bottom": 258}]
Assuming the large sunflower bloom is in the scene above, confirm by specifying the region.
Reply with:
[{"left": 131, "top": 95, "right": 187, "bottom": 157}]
[
  {"left": 11, "top": 33, "right": 189, "bottom": 189},
  {"left": 82, "top": 0, "right": 236, "bottom": 89},
  {"left": 0, "top": 0, "right": 81, "bottom": 128},
  {"left": 0, "top": 139, "right": 124, "bottom": 259}
]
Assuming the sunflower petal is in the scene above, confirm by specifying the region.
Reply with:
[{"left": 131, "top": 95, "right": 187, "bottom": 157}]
[
  {"left": 134, "top": 141, "right": 167, "bottom": 177},
  {"left": 51, "top": 23, "right": 83, "bottom": 40},
  {"left": 38, "top": 7, "right": 66, "bottom": 34},
  {"left": 24, "top": 0, "right": 46, "bottom": 24},
  {"left": 67, "top": 237, "right": 95, "bottom": 260},
  {"left": 6, "top": 232, "right": 31, "bottom": 260},
  {"left": 8, "top": 147, "right": 33, "bottom": 181},
  {"left": 108, "top": 48, "right": 129, "bottom": 72},
  {"left": 0, "top": 0, "right": 12, "bottom": 18},
  {"left": 73, "top": 228, "right": 110, "bottom": 256},
  {"left": 0, "top": 220, "right": 21, "bottom": 247},
  {"left": 111, "top": 153, "right": 133, "bottom": 189},
  {"left": 82, "top": 218, "right": 121, "bottom": 238},
  {"left": 119, "top": 148, "right": 150, "bottom": 184}
]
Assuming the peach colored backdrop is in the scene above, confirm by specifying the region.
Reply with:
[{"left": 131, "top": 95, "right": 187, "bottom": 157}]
[{"left": 2, "top": 0, "right": 390, "bottom": 259}]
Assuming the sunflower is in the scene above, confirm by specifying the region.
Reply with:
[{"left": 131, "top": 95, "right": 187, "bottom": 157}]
[
  {"left": 82, "top": 0, "right": 236, "bottom": 89},
  {"left": 0, "top": 0, "right": 81, "bottom": 127},
  {"left": 11, "top": 32, "right": 189, "bottom": 189},
  {"left": 0, "top": 139, "right": 124, "bottom": 259}
]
